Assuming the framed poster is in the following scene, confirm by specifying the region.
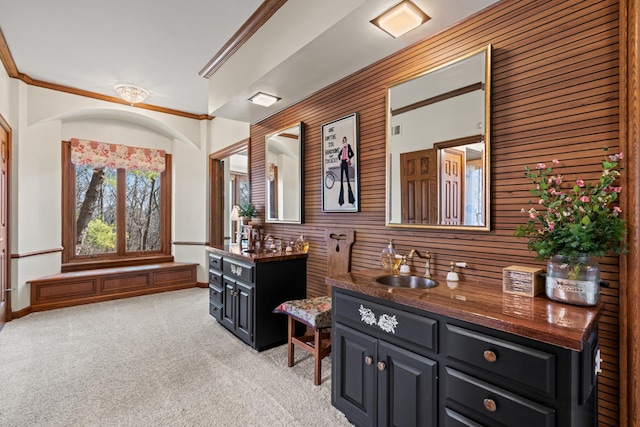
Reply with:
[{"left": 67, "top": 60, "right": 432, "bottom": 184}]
[{"left": 322, "top": 113, "right": 359, "bottom": 212}]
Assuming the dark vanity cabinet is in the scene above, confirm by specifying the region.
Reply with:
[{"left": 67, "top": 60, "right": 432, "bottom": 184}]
[
  {"left": 332, "top": 287, "right": 599, "bottom": 427},
  {"left": 332, "top": 291, "right": 439, "bottom": 427},
  {"left": 208, "top": 250, "right": 306, "bottom": 351}
]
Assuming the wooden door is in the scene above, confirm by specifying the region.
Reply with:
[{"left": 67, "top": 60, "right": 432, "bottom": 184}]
[
  {"left": 441, "top": 148, "right": 464, "bottom": 225},
  {"left": 0, "top": 116, "right": 10, "bottom": 328},
  {"left": 400, "top": 148, "right": 437, "bottom": 224}
]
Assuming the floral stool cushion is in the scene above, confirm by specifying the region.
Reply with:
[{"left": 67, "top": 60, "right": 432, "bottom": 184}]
[{"left": 273, "top": 296, "right": 332, "bottom": 329}]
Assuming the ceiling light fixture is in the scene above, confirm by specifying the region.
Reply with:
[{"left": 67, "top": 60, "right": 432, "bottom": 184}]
[
  {"left": 371, "top": 0, "right": 430, "bottom": 38},
  {"left": 114, "top": 84, "right": 149, "bottom": 105},
  {"left": 249, "top": 92, "right": 280, "bottom": 107}
]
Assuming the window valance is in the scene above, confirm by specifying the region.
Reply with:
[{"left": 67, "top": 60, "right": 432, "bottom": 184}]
[{"left": 70, "top": 138, "right": 166, "bottom": 172}]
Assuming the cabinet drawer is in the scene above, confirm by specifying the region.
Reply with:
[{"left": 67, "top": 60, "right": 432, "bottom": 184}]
[
  {"left": 209, "top": 253, "right": 222, "bottom": 271},
  {"left": 445, "top": 368, "right": 555, "bottom": 427},
  {"left": 443, "top": 407, "right": 484, "bottom": 427},
  {"left": 223, "top": 259, "right": 254, "bottom": 284},
  {"left": 333, "top": 291, "right": 437, "bottom": 353},
  {"left": 209, "top": 285, "right": 223, "bottom": 305},
  {"left": 445, "top": 324, "right": 555, "bottom": 397},
  {"left": 209, "top": 270, "right": 222, "bottom": 287},
  {"left": 209, "top": 302, "right": 222, "bottom": 321}
]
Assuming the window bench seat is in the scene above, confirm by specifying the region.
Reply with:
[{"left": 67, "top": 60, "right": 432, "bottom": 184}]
[{"left": 28, "top": 262, "right": 198, "bottom": 312}]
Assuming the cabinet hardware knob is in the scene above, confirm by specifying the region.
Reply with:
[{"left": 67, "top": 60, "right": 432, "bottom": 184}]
[
  {"left": 377, "top": 361, "right": 386, "bottom": 371},
  {"left": 364, "top": 356, "right": 373, "bottom": 365},
  {"left": 483, "top": 398, "right": 497, "bottom": 412},
  {"left": 483, "top": 350, "right": 497, "bottom": 363}
]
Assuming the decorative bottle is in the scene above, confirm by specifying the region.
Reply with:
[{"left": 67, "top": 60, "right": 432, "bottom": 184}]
[
  {"left": 296, "top": 233, "right": 309, "bottom": 253},
  {"left": 380, "top": 239, "right": 398, "bottom": 272}
]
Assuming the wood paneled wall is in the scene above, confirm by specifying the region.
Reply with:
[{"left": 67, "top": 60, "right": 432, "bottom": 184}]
[{"left": 250, "top": 1, "right": 621, "bottom": 424}]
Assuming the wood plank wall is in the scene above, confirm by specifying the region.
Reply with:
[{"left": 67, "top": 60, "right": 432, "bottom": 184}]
[{"left": 250, "top": 0, "right": 621, "bottom": 424}]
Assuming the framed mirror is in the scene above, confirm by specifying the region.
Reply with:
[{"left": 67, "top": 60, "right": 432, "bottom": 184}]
[
  {"left": 266, "top": 122, "right": 305, "bottom": 223},
  {"left": 386, "top": 45, "right": 491, "bottom": 230}
]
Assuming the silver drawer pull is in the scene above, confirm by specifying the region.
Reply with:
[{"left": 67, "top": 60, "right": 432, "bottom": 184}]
[
  {"left": 377, "top": 361, "right": 387, "bottom": 372},
  {"left": 364, "top": 356, "right": 373, "bottom": 365},
  {"left": 483, "top": 398, "right": 497, "bottom": 412},
  {"left": 483, "top": 350, "right": 497, "bottom": 363}
]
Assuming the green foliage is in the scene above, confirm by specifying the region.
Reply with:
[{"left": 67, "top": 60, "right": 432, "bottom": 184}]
[
  {"left": 85, "top": 218, "right": 116, "bottom": 251},
  {"left": 130, "top": 169, "right": 159, "bottom": 181},
  {"left": 237, "top": 202, "right": 256, "bottom": 218},
  {"left": 514, "top": 148, "right": 627, "bottom": 260}
]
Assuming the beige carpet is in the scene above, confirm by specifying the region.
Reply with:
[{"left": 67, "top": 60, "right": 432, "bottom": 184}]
[{"left": 0, "top": 288, "right": 353, "bottom": 427}]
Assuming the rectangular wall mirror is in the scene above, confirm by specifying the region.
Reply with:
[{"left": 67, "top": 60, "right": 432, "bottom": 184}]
[
  {"left": 386, "top": 45, "right": 491, "bottom": 230},
  {"left": 266, "top": 122, "right": 305, "bottom": 224}
]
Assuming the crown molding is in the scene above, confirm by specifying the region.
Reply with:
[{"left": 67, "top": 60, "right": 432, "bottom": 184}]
[
  {"left": 0, "top": 27, "right": 19, "bottom": 77},
  {"left": 0, "top": 27, "right": 213, "bottom": 120},
  {"left": 199, "top": 0, "right": 287, "bottom": 78}
]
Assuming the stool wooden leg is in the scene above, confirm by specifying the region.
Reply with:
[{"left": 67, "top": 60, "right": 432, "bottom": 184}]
[
  {"left": 287, "top": 315, "right": 295, "bottom": 367},
  {"left": 313, "top": 328, "right": 321, "bottom": 385}
]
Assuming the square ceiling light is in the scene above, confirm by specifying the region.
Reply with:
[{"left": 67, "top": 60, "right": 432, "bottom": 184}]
[
  {"left": 248, "top": 92, "right": 280, "bottom": 107},
  {"left": 371, "top": 0, "right": 430, "bottom": 38}
]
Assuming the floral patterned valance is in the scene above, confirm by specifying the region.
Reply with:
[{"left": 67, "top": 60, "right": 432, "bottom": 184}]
[{"left": 70, "top": 138, "right": 166, "bottom": 172}]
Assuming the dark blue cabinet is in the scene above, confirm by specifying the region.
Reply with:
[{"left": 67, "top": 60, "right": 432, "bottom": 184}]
[{"left": 332, "top": 288, "right": 599, "bottom": 427}]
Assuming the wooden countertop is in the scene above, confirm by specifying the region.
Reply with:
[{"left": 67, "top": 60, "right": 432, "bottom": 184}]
[
  {"left": 207, "top": 245, "right": 308, "bottom": 263},
  {"left": 326, "top": 270, "right": 603, "bottom": 351}
]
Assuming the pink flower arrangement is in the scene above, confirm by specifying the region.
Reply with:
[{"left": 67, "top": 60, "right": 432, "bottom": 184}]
[{"left": 514, "top": 148, "right": 627, "bottom": 260}]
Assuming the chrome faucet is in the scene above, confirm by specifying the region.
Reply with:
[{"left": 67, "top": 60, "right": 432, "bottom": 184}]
[{"left": 408, "top": 250, "right": 432, "bottom": 278}]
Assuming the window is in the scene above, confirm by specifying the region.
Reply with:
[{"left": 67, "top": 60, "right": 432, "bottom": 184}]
[{"left": 62, "top": 141, "right": 171, "bottom": 269}]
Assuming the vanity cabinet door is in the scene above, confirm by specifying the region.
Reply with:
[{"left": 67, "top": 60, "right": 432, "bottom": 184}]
[
  {"left": 377, "top": 340, "right": 438, "bottom": 427},
  {"left": 221, "top": 277, "right": 254, "bottom": 346},
  {"left": 222, "top": 278, "right": 236, "bottom": 330},
  {"left": 235, "top": 281, "right": 254, "bottom": 345},
  {"left": 333, "top": 321, "right": 438, "bottom": 427},
  {"left": 333, "top": 322, "right": 377, "bottom": 427}
]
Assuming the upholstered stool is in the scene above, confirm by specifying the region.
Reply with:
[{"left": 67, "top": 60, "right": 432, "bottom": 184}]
[
  {"left": 273, "top": 296, "right": 332, "bottom": 386},
  {"left": 274, "top": 228, "right": 354, "bottom": 385}
]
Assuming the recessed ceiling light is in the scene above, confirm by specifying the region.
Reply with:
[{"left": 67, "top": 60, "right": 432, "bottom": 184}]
[
  {"left": 114, "top": 84, "right": 149, "bottom": 104},
  {"left": 371, "top": 0, "right": 430, "bottom": 38},
  {"left": 248, "top": 92, "right": 280, "bottom": 107}
]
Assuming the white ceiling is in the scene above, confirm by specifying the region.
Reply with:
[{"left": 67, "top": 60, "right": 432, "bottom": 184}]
[{"left": 0, "top": 0, "right": 498, "bottom": 122}]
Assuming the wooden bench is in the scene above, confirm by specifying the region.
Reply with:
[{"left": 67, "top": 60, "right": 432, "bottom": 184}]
[{"left": 28, "top": 262, "right": 198, "bottom": 312}]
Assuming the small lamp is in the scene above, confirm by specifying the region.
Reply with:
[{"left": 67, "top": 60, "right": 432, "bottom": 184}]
[
  {"left": 230, "top": 205, "right": 240, "bottom": 244},
  {"left": 230, "top": 205, "right": 240, "bottom": 221}
]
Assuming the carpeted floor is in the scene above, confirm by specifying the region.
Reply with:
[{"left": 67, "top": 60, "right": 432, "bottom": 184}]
[{"left": 0, "top": 288, "right": 353, "bottom": 426}]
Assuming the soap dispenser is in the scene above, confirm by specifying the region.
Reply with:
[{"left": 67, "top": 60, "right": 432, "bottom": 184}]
[
  {"left": 399, "top": 256, "right": 411, "bottom": 275},
  {"left": 446, "top": 261, "right": 459, "bottom": 282},
  {"left": 380, "top": 239, "right": 398, "bottom": 272}
]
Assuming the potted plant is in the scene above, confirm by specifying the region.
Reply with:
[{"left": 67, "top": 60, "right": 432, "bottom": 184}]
[
  {"left": 514, "top": 147, "right": 626, "bottom": 306},
  {"left": 237, "top": 202, "right": 256, "bottom": 224}
]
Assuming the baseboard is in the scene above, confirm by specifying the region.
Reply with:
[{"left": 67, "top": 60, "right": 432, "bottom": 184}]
[
  {"left": 28, "top": 283, "right": 198, "bottom": 313},
  {"left": 11, "top": 306, "right": 32, "bottom": 319},
  {"left": 197, "top": 281, "right": 208, "bottom": 288}
]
